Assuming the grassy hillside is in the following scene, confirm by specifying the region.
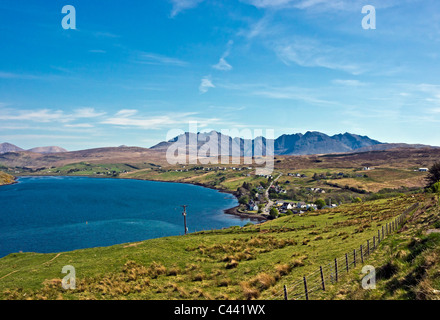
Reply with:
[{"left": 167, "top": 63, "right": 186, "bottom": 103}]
[
  {"left": 322, "top": 193, "right": 440, "bottom": 300},
  {"left": 0, "top": 171, "right": 14, "bottom": 186},
  {"left": 0, "top": 193, "right": 431, "bottom": 300}
]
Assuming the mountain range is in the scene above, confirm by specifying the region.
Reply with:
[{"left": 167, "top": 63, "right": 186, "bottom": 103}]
[
  {"left": 150, "top": 131, "right": 389, "bottom": 156},
  {"left": 1, "top": 131, "right": 436, "bottom": 158}
]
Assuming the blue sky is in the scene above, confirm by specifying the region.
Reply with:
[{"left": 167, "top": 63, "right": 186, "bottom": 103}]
[{"left": 1, "top": 0, "right": 440, "bottom": 150}]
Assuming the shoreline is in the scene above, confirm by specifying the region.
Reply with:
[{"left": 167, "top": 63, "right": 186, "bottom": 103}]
[{"left": 0, "top": 175, "right": 18, "bottom": 187}]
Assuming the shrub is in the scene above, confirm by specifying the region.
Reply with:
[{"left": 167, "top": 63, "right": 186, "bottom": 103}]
[
  {"left": 353, "top": 197, "right": 362, "bottom": 203},
  {"left": 427, "top": 162, "right": 440, "bottom": 187},
  {"left": 315, "top": 199, "right": 326, "bottom": 209},
  {"left": 269, "top": 208, "right": 279, "bottom": 219},
  {"left": 431, "top": 181, "right": 440, "bottom": 194}
]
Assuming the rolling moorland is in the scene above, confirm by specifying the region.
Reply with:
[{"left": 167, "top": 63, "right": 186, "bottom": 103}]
[{"left": 0, "top": 138, "right": 439, "bottom": 300}]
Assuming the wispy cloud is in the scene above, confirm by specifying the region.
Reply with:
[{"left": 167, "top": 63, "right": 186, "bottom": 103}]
[
  {"left": 71, "top": 108, "right": 106, "bottom": 119},
  {"left": 218, "top": 81, "right": 335, "bottom": 105},
  {"left": 213, "top": 40, "right": 234, "bottom": 71},
  {"left": 0, "top": 71, "right": 44, "bottom": 80},
  {"left": 64, "top": 123, "right": 95, "bottom": 128},
  {"left": 332, "top": 79, "right": 368, "bottom": 87},
  {"left": 170, "top": 0, "right": 205, "bottom": 18},
  {"left": 274, "top": 38, "right": 365, "bottom": 75},
  {"left": 0, "top": 70, "right": 73, "bottom": 81},
  {"left": 93, "top": 31, "right": 120, "bottom": 38},
  {"left": 251, "top": 85, "right": 335, "bottom": 105},
  {"left": 0, "top": 107, "right": 105, "bottom": 123},
  {"left": 135, "top": 52, "right": 188, "bottom": 67},
  {"left": 241, "top": 0, "right": 401, "bottom": 11},
  {"left": 101, "top": 109, "right": 222, "bottom": 129},
  {"left": 199, "top": 76, "right": 215, "bottom": 93},
  {"left": 213, "top": 58, "right": 233, "bottom": 71}
]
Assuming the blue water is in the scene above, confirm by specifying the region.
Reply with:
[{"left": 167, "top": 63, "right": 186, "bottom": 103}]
[{"left": 0, "top": 176, "right": 250, "bottom": 257}]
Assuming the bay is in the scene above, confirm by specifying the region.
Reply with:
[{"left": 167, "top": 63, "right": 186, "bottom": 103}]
[{"left": 0, "top": 176, "right": 251, "bottom": 257}]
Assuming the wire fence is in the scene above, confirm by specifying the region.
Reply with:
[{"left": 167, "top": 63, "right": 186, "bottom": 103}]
[{"left": 273, "top": 202, "right": 420, "bottom": 300}]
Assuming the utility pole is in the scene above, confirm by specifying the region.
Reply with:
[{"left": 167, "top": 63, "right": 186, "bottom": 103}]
[{"left": 181, "top": 205, "right": 188, "bottom": 235}]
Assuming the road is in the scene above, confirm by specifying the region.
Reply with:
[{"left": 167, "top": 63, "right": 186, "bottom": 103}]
[{"left": 262, "top": 173, "right": 282, "bottom": 215}]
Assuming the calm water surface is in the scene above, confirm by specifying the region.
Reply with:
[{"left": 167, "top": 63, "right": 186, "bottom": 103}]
[{"left": 0, "top": 176, "right": 251, "bottom": 257}]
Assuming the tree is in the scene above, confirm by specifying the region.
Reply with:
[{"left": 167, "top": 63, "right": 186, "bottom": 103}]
[
  {"left": 315, "top": 199, "right": 326, "bottom": 210},
  {"left": 238, "top": 196, "right": 249, "bottom": 205},
  {"left": 242, "top": 182, "right": 252, "bottom": 191},
  {"left": 286, "top": 209, "right": 293, "bottom": 216},
  {"left": 427, "top": 162, "right": 440, "bottom": 187},
  {"left": 260, "top": 181, "right": 268, "bottom": 189},
  {"left": 269, "top": 208, "right": 279, "bottom": 219}
]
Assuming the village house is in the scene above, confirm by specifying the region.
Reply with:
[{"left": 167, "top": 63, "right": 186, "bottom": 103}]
[
  {"left": 281, "top": 202, "right": 294, "bottom": 210},
  {"left": 309, "top": 187, "right": 325, "bottom": 194},
  {"left": 247, "top": 200, "right": 259, "bottom": 211}
]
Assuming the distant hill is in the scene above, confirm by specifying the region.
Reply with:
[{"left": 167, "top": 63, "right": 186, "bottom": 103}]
[
  {"left": 0, "top": 143, "right": 67, "bottom": 155},
  {"left": 354, "top": 143, "right": 439, "bottom": 152},
  {"left": 0, "top": 143, "right": 24, "bottom": 154},
  {"left": 27, "top": 146, "right": 68, "bottom": 154},
  {"left": 0, "top": 146, "right": 167, "bottom": 168},
  {"left": 150, "top": 131, "right": 383, "bottom": 156}
]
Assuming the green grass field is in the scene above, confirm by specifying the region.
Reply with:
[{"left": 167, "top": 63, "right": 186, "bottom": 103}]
[{"left": 0, "top": 193, "right": 429, "bottom": 300}]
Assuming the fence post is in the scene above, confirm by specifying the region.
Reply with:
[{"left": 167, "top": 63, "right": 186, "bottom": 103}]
[
  {"left": 284, "top": 285, "right": 288, "bottom": 301},
  {"left": 360, "top": 245, "right": 364, "bottom": 264},
  {"left": 304, "top": 277, "right": 309, "bottom": 300},
  {"left": 320, "top": 266, "right": 325, "bottom": 291},
  {"left": 382, "top": 225, "right": 384, "bottom": 239},
  {"left": 335, "top": 258, "right": 338, "bottom": 282},
  {"left": 345, "top": 253, "right": 349, "bottom": 272},
  {"left": 378, "top": 230, "right": 381, "bottom": 244},
  {"left": 353, "top": 249, "right": 356, "bottom": 267},
  {"left": 373, "top": 236, "right": 376, "bottom": 250},
  {"left": 367, "top": 239, "right": 370, "bottom": 256}
]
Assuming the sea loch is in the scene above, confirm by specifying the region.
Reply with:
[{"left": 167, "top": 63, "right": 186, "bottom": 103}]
[{"left": 0, "top": 176, "right": 251, "bottom": 257}]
